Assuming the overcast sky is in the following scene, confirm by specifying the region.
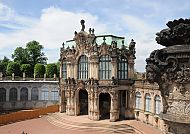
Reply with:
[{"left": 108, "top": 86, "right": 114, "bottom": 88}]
[{"left": 0, "top": 0, "right": 190, "bottom": 72}]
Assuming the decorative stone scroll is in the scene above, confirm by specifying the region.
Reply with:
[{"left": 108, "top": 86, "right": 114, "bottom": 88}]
[{"left": 146, "top": 18, "right": 190, "bottom": 134}]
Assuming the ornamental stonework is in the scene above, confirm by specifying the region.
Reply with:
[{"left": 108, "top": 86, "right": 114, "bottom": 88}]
[{"left": 146, "top": 18, "right": 190, "bottom": 134}]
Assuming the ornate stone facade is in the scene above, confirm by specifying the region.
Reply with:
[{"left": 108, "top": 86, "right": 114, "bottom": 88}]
[
  {"left": 146, "top": 18, "right": 190, "bottom": 134},
  {"left": 59, "top": 20, "right": 136, "bottom": 121}
]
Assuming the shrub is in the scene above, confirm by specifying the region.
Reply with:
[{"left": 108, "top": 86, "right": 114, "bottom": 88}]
[
  {"left": 6, "top": 62, "right": 21, "bottom": 76},
  {"left": 46, "top": 63, "right": 57, "bottom": 78},
  {"left": 34, "top": 63, "right": 45, "bottom": 78},
  {"left": 20, "top": 64, "right": 32, "bottom": 76}
]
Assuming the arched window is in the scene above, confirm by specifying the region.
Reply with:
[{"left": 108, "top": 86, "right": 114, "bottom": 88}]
[
  {"left": 155, "top": 95, "right": 161, "bottom": 114},
  {"left": 0, "top": 88, "right": 6, "bottom": 102},
  {"left": 135, "top": 92, "right": 142, "bottom": 109},
  {"left": 99, "top": 55, "right": 111, "bottom": 79},
  {"left": 41, "top": 88, "right": 49, "bottom": 100},
  {"left": 118, "top": 58, "right": 128, "bottom": 79},
  {"left": 145, "top": 93, "right": 151, "bottom": 112},
  {"left": 78, "top": 55, "right": 88, "bottom": 80},
  {"left": 9, "top": 88, "right": 17, "bottom": 101},
  {"left": 20, "top": 87, "right": 28, "bottom": 101},
  {"left": 31, "top": 87, "right": 38, "bottom": 100},
  {"left": 62, "top": 61, "right": 67, "bottom": 79},
  {"left": 51, "top": 88, "right": 59, "bottom": 101}
]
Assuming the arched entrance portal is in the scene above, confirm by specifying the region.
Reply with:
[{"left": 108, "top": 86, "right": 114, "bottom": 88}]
[
  {"left": 79, "top": 89, "right": 88, "bottom": 115},
  {"left": 99, "top": 93, "right": 111, "bottom": 120}
]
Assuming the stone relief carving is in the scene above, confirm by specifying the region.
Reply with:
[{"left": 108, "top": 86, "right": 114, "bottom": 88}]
[{"left": 146, "top": 18, "right": 190, "bottom": 127}]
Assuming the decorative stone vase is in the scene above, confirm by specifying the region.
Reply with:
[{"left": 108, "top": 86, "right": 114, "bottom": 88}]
[{"left": 146, "top": 18, "right": 190, "bottom": 134}]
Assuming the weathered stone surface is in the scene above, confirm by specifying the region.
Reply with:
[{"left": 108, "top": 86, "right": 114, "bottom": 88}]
[{"left": 146, "top": 18, "right": 190, "bottom": 134}]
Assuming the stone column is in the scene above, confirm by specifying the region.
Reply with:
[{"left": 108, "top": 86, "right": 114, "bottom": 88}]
[
  {"left": 74, "top": 63, "right": 78, "bottom": 79},
  {"left": 60, "top": 89, "right": 66, "bottom": 112},
  {"left": 110, "top": 91, "right": 119, "bottom": 122},
  {"left": 6, "top": 88, "right": 10, "bottom": 102},
  {"left": 141, "top": 92, "right": 145, "bottom": 111},
  {"left": 128, "top": 58, "right": 135, "bottom": 79},
  {"left": 60, "top": 63, "right": 63, "bottom": 79},
  {"left": 93, "top": 91, "right": 99, "bottom": 120},
  {"left": 23, "top": 72, "right": 26, "bottom": 81},
  {"left": 0, "top": 72, "right": 3, "bottom": 80},
  {"left": 66, "top": 90, "right": 70, "bottom": 115},
  {"left": 67, "top": 62, "right": 71, "bottom": 78},
  {"left": 70, "top": 90, "right": 75, "bottom": 115},
  {"left": 17, "top": 88, "right": 20, "bottom": 101},
  {"left": 111, "top": 57, "right": 117, "bottom": 78},
  {"left": 151, "top": 93, "right": 155, "bottom": 114},
  {"left": 89, "top": 90, "right": 94, "bottom": 119},
  {"left": 28, "top": 88, "right": 31, "bottom": 100},
  {"left": 110, "top": 97, "right": 119, "bottom": 122}
]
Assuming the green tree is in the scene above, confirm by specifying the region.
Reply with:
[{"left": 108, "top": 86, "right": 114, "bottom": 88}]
[
  {"left": 56, "top": 61, "right": 60, "bottom": 77},
  {"left": 20, "top": 64, "right": 32, "bottom": 76},
  {"left": 12, "top": 47, "right": 29, "bottom": 64},
  {"left": 26, "top": 41, "right": 47, "bottom": 68},
  {"left": 0, "top": 56, "right": 10, "bottom": 76},
  {"left": 46, "top": 63, "right": 57, "bottom": 78},
  {"left": 6, "top": 62, "right": 21, "bottom": 76},
  {"left": 34, "top": 63, "right": 45, "bottom": 78}
]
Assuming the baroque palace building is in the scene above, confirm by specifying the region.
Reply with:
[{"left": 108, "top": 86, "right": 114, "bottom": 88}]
[{"left": 59, "top": 20, "right": 136, "bottom": 121}]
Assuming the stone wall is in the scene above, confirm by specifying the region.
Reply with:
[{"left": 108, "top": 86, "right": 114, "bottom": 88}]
[
  {"left": 0, "top": 81, "right": 59, "bottom": 112},
  {"left": 134, "top": 80, "right": 165, "bottom": 131}
]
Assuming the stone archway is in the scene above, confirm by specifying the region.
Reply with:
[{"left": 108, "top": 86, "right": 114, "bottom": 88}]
[
  {"left": 79, "top": 89, "right": 88, "bottom": 115},
  {"left": 99, "top": 93, "right": 111, "bottom": 120}
]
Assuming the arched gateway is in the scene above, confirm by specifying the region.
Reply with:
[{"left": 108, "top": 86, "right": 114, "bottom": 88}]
[
  {"left": 60, "top": 20, "right": 136, "bottom": 122},
  {"left": 99, "top": 93, "right": 111, "bottom": 119},
  {"left": 79, "top": 89, "right": 88, "bottom": 115}
]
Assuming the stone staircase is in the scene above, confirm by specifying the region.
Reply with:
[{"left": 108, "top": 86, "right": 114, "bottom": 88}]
[{"left": 43, "top": 113, "right": 142, "bottom": 134}]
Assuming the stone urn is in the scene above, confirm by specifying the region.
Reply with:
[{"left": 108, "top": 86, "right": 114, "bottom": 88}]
[{"left": 146, "top": 18, "right": 190, "bottom": 134}]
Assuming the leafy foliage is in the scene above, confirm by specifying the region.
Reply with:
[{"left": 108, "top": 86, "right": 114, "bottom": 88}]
[
  {"left": 56, "top": 61, "right": 60, "bottom": 77},
  {"left": 20, "top": 64, "right": 32, "bottom": 76},
  {"left": 46, "top": 63, "right": 57, "bottom": 78},
  {"left": 34, "top": 63, "right": 45, "bottom": 78},
  {"left": 6, "top": 62, "right": 21, "bottom": 76},
  {"left": 12, "top": 47, "right": 29, "bottom": 64},
  {"left": 26, "top": 41, "right": 47, "bottom": 68},
  {"left": 0, "top": 56, "right": 10, "bottom": 76}
]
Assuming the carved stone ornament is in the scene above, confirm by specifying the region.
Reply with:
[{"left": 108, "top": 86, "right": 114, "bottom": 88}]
[{"left": 146, "top": 18, "right": 190, "bottom": 133}]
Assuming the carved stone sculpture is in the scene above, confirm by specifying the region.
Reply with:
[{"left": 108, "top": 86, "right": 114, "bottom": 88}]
[{"left": 146, "top": 18, "right": 190, "bottom": 134}]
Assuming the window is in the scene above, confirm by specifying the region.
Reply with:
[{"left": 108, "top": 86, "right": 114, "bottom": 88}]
[
  {"left": 155, "top": 95, "right": 161, "bottom": 114},
  {"left": 9, "top": 88, "right": 17, "bottom": 101},
  {"left": 99, "top": 55, "right": 111, "bottom": 79},
  {"left": 135, "top": 92, "right": 142, "bottom": 109},
  {"left": 41, "top": 88, "right": 49, "bottom": 100},
  {"left": 118, "top": 58, "right": 128, "bottom": 79},
  {"left": 51, "top": 88, "right": 59, "bottom": 101},
  {"left": 31, "top": 87, "right": 38, "bottom": 100},
  {"left": 78, "top": 55, "right": 88, "bottom": 80},
  {"left": 0, "top": 88, "right": 6, "bottom": 102},
  {"left": 145, "top": 93, "right": 151, "bottom": 112},
  {"left": 20, "top": 87, "right": 28, "bottom": 101},
  {"left": 62, "top": 61, "right": 67, "bottom": 79}
]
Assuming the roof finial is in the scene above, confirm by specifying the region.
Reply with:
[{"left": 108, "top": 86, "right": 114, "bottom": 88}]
[{"left": 80, "top": 19, "right": 85, "bottom": 31}]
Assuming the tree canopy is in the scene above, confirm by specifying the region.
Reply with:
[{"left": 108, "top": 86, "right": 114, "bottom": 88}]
[
  {"left": 0, "top": 56, "right": 10, "bottom": 75},
  {"left": 20, "top": 64, "right": 32, "bottom": 76},
  {"left": 12, "top": 47, "right": 29, "bottom": 64},
  {"left": 26, "top": 41, "right": 47, "bottom": 68},
  {"left": 46, "top": 63, "right": 57, "bottom": 78},
  {"left": 34, "top": 63, "right": 45, "bottom": 78},
  {"left": 6, "top": 62, "right": 21, "bottom": 76}
]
